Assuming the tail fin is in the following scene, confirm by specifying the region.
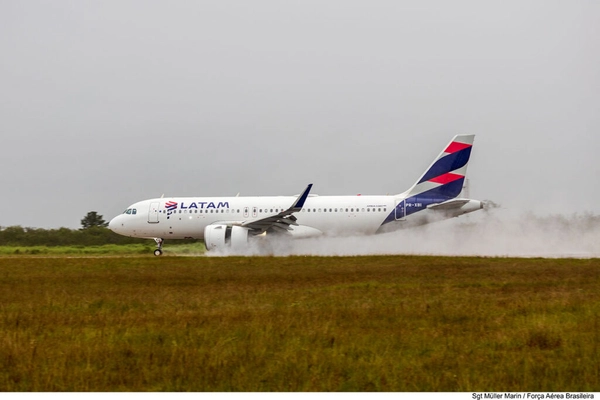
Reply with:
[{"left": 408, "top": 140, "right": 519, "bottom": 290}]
[{"left": 405, "top": 134, "right": 475, "bottom": 200}]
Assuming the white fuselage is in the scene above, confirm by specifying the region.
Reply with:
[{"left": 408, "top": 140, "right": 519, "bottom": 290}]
[
  {"left": 108, "top": 193, "right": 482, "bottom": 241},
  {"left": 109, "top": 195, "right": 395, "bottom": 240}
]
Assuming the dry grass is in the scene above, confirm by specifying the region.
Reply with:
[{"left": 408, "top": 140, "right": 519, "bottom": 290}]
[{"left": 0, "top": 255, "right": 598, "bottom": 391}]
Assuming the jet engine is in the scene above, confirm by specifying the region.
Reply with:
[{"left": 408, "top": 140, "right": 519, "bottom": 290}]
[{"left": 204, "top": 225, "right": 250, "bottom": 251}]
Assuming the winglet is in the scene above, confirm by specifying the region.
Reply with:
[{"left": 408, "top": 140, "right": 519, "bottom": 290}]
[{"left": 289, "top": 184, "right": 313, "bottom": 212}]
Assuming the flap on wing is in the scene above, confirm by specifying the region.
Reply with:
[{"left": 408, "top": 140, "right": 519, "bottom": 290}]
[{"left": 427, "top": 198, "right": 471, "bottom": 210}]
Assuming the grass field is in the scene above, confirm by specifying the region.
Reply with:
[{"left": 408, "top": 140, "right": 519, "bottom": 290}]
[
  {"left": 0, "top": 255, "right": 598, "bottom": 391},
  {"left": 0, "top": 243, "right": 203, "bottom": 256}
]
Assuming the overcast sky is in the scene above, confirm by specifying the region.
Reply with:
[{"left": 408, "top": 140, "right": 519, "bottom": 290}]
[{"left": 1, "top": 1, "right": 599, "bottom": 229}]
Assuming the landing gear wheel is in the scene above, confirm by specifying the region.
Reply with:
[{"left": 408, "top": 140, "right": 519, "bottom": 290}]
[{"left": 153, "top": 238, "right": 164, "bottom": 256}]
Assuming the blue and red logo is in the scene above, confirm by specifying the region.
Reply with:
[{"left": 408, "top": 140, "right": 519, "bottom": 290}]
[{"left": 165, "top": 201, "right": 178, "bottom": 218}]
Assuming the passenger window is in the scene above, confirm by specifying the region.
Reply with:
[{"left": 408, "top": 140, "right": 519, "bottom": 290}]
[
  {"left": 324, "top": 209, "right": 327, "bottom": 213},
  {"left": 378, "top": 208, "right": 381, "bottom": 212}
]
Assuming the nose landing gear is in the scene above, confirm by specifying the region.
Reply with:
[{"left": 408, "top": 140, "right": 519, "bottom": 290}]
[{"left": 153, "top": 238, "right": 164, "bottom": 256}]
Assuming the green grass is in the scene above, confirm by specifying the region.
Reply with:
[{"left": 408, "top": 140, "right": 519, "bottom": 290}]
[
  {"left": 0, "top": 255, "right": 598, "bottom": 391},
  {"left": 0, "top": 243, "right": 204, "bottom": 256}
]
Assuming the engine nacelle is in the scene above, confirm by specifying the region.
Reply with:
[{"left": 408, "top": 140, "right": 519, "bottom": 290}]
[{"left": 204, "top": 225, "right": 250, "bottom": 251}]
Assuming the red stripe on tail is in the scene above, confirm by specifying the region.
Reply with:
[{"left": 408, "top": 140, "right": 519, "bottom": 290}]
[
  {"left": 444, "top": 141, "right": 472, "bottom": 154},
  {"left": 429, "top": 172, "right": 463, "bottom": 185}
]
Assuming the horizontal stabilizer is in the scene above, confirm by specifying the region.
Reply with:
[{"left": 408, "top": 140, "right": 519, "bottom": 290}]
[
  {"left": 427, "top": 198, "right": 471, "bottom": 210},
  {"left": 427, "top": 198, "right": 483, "bottom": 215}
]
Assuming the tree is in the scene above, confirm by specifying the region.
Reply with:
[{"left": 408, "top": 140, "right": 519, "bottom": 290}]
[{"left": 81, "top": 211, "right": 108, "bottom": 229}]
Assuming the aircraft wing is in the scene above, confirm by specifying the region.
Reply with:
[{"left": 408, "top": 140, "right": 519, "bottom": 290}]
[{"left": 240, "top": 184, "right": 313, "bottom": 234}]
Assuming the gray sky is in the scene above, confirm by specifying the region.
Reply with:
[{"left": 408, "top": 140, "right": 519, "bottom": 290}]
[{"left": 1, "top": 1, "right": 599, "bottom": 229}]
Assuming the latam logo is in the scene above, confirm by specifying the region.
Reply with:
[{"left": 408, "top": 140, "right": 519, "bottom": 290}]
[
  {"left": 165, "top": 201, "right": 178, "bottom": 218},
  {"left": 164, "top": 200, "right": 230, "bottom": 218}
]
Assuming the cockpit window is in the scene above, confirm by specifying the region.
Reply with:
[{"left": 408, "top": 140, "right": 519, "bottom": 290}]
[
  {"left": 125, "top": 209, "right": 132, "bottom": 214},
  {"left": 124, "top": 208, "right": 137, "bottom": 215},
  {"left": 132, "top": 209, "right": 137, "bottom": 215}
]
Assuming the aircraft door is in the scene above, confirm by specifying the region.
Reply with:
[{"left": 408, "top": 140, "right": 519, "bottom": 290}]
[
  {"left": 148, "top": 202, "right": 160, "bottom": 223},
  {"left": 395, "top": 199, "right": 405, "bottom": 221}
]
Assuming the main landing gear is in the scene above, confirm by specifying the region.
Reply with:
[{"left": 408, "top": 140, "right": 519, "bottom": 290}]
[{"left": 153, "top": 238, "right": 164, "bottom": 256}]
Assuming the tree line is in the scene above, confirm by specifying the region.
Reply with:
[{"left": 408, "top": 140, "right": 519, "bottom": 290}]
[
  {"left": 0, "top": 226, "right": 147, "bottom": 247},
  {"left": 0, "top": 212, "right": 199, "bottom": 247},
  {"left": 1, "top": 211, "right": 145, "bottom": 246}
]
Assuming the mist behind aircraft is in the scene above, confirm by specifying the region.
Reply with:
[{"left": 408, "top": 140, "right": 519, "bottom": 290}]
[{"left": 205, "top": 209, "right": 600, "bottom": 258}]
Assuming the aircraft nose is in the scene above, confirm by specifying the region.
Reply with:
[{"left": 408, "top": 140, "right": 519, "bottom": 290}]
[
  {"left": 108, "top": 215, "right": 122, "bottom": 233},
  {"left": 108, "top": 217, "right": 116, "bottom": 232}
]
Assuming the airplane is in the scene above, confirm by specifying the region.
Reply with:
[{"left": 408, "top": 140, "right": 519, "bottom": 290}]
[{"left": 108, "top": 134, "right": 483, "bottom": 255}]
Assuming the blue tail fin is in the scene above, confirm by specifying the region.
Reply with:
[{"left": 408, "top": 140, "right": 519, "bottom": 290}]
[{"left": 405, "top": 134, "right": 474, "bottom": 200}]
